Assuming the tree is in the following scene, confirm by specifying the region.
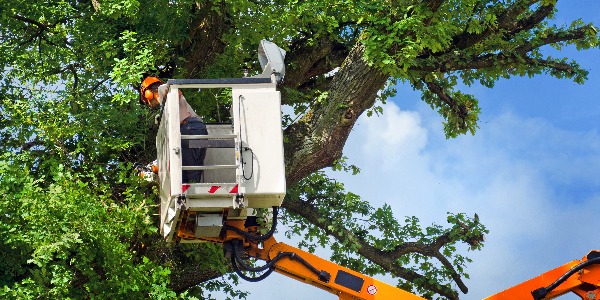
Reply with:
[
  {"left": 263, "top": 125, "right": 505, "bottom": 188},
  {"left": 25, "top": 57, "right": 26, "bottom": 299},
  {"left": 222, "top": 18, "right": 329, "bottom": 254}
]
[{"left": 0, "top": 0, "right": 597, "bottom": 299}]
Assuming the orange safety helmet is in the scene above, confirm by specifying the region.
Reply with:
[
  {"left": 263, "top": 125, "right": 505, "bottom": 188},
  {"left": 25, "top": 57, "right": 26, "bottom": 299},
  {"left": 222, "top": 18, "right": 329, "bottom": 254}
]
[{"left": 140, "top": 76, "right": 163, "bottom": 107}]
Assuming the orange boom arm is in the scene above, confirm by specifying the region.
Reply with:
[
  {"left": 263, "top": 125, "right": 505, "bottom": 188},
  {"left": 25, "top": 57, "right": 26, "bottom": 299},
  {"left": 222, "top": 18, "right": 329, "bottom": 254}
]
[
  {"left": 224, "top": 235, "right": 425, "bottom": 300},
  {"left": 485, "top": 251, "right": 600, "bottom": 300},
  {"left": 219, "top": 208, "right": 425, "bottom": 300}
]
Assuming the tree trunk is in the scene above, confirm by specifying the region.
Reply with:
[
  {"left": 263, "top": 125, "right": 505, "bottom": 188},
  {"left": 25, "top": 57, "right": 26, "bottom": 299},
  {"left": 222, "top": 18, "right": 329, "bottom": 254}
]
[{"left": 284, "top": 41, "right": 388, "bottom": 185}]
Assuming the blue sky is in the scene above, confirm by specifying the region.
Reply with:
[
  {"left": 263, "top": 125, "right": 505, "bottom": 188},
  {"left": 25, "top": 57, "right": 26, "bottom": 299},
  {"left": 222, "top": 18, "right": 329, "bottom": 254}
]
[{"left": 217, "top": 2, "right": 600, "bottom": 299}]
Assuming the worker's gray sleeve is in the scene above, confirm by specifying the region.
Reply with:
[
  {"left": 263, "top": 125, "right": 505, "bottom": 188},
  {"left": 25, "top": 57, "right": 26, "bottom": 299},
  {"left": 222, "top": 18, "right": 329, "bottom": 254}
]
[{"left": 157, "top": 83, "right": 169, "bottom": 104}]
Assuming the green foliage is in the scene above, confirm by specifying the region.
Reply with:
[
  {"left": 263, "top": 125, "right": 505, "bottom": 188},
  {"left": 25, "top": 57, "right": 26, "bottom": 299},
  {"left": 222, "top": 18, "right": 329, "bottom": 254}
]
[
  {"left": 418, "top": 75, "right": 482, "bottom": 138},
  {"left": 331, "top": 156, "right": 361, "bottom": 175},
  {"left": 0, "top": 154, "right": 167, "bottom": 298},
  {"left": 357, "top": 0, "right": 598, "bottom": 137},
  {"left": 0, "top": 1, "right": 236, "bottom": 297}
]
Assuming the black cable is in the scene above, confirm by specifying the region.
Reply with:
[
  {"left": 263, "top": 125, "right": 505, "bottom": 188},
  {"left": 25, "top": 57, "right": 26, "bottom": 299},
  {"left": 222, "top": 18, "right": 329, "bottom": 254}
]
[
  {"left": 242, "top": 147, "right": 254, "bottom": 180},
  {"left": 215, "top": 90, "right": 221, "bottom": 123},
  {"left": 532, "top": 257, "right": 600, "bottom": 299},
  {"left": 224, "top": 206, "right": 278, "bottom": 242},
  {"left": 232, "top": 241, "right": 314, "bottom": 274},
  {"left": 237, "top": 95, "right": 254, "bottom": 180}
]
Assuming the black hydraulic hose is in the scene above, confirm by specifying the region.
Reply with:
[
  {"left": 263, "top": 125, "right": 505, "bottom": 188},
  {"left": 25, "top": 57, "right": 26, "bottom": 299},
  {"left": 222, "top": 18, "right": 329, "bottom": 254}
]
[
  {"left": 224, "top": 206, "right": 278, "bottom": 242},
  {"left": 532, "top": 257, "right": 600, "bottom": 300},
  {"left": 286, "top": 252, "right": 331, "bottom": 282},
  {"left": 230, "top": 254, "right": 275, "bottom": 282},
  {"left": 230, "top": 238, "right": 331, "bottom": 283},
  {"left": 232, "top": 241, "right": 277, "bottom": 273},
  {"left": 232, "top": 243, "right": 317, "bottom": 275}
]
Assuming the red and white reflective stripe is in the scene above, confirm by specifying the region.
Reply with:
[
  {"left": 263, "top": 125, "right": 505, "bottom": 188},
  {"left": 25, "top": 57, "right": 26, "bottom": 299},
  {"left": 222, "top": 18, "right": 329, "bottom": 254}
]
[{"left": 182, "top": 184, "right": 239, "bottom": 194}]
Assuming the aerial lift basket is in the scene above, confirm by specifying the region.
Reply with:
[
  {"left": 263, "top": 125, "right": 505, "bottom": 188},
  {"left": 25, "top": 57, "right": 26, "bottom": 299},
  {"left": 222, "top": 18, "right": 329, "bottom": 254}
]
[{"left": 156, "top": 76, "right": 285, "bottom": 242}]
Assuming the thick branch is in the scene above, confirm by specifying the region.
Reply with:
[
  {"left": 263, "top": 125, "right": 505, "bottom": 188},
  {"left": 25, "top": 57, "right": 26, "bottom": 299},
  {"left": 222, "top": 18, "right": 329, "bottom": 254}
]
[
  {"left": 515, "top": 25, "right": 593, "bottom": 54},
  {"left": 178, "top": 3, "right": 229, "bottom": 77},
  {"left": 12, "top": 14, "right": 49, "bottom": 29},
  {"left": 497, "top": 0, "right": 539, "bottom": 28},
  {"left": 281, "top": 37, "right": 349, "bottom": 98},
  {"left": 522, "top": 57, "right": 577, "bottom": 74},
  {"left": 432, "top": 1, "right": 551, "bottom": 57},
  {"left": 422, "top": 79, "right": 454, "bottom": 108},
  {"left": 422, "top": 78, "right": 469, "bottom": 123},
  {"left": 413, "top": 24, "right": 592, "bottom": 74},
  {"left": 284, "top": 42, "right": 388, "bottom": 186},
  {"left": 13, "top": 14, "right": 74, "bottom": 48},
  {"left": 282, "top": 196, "right": 462, "bottom": 299},
  {"left": 426, "top": 0, "right": 445, "bottom": 12},
  {"left": 504, "top": 1, "right": 554, "bottom": 38}
]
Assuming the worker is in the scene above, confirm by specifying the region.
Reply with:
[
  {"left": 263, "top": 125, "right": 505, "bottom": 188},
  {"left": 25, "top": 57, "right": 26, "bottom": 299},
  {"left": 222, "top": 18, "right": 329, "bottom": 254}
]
[{"left": 140, "top": 76, "right": 207, "bottom": 183}]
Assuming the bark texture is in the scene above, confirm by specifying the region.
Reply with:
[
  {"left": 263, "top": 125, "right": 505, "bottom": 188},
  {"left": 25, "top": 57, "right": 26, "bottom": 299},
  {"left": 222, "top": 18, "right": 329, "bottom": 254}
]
[{"left": 283, "top": 42, "right": 388, "bottom": 185}]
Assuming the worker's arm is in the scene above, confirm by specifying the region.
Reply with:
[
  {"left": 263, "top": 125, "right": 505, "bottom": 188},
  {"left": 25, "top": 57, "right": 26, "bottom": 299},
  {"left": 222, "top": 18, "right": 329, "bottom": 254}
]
[{"left": 485, "top": 251, "right": 600, "bottom": 300}]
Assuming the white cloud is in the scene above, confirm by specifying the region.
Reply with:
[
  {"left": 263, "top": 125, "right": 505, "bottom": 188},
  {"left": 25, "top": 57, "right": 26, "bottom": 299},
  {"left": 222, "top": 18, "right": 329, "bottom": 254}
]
[
  {"left": 359, "top": 104, "right": 427, "bottom": 167},
  {"left": 335, "top": 101, "right": 600, "bottom": 299}
]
